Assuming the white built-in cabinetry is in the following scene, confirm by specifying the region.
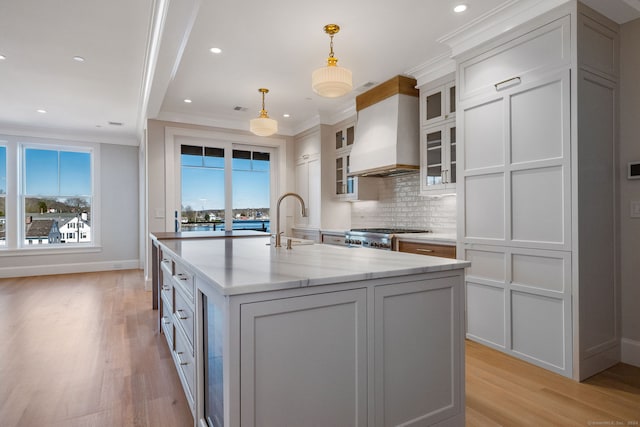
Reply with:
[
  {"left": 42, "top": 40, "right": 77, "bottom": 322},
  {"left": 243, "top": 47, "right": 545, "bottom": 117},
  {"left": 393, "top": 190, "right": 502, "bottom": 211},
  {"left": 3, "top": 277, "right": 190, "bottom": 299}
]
[
  {"left": 233, "top": 272, "right": 465, "bottom": 427},
  {"left": 159, "top": 248, "right": 197, "bottom": 416},
  {"left": 457, "top": 3, "right": 619, "bottom": 380},
  {"left": 292, "top": 125, "right": 351, "bottom": 238},
  {"left": 420, "top": 75, "right": 457, "bottom": 194},
  {"left": 333, "top": 120, "right": 379, "bottom": 201}
]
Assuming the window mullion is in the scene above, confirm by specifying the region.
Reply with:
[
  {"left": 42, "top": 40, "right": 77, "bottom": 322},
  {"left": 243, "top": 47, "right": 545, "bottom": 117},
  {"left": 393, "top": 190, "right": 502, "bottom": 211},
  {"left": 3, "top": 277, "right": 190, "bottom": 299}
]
[{"left": 224, "top": 145, "right": 233, "bottom": 231}]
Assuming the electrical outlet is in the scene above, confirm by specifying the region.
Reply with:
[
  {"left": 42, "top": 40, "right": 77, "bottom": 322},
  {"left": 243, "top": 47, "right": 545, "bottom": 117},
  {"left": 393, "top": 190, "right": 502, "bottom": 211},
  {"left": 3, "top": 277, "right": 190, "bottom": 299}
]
[{"left": 631, "top": 200, "right": 640, "bottom": 218}]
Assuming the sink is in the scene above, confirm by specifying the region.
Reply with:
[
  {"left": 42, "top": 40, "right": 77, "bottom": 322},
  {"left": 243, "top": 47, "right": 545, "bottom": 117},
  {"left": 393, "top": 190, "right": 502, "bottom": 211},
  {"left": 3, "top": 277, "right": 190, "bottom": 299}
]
[{"left": 268, "top": 235, "right": 315, "bottom": 246}]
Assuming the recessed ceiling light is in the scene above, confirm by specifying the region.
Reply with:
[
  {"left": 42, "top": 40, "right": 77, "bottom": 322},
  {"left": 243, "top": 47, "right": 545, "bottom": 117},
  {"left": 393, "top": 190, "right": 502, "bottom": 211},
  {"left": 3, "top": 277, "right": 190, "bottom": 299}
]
[
  {"left": 453, "top": 4, "right": 467, "bottom": 13},
  {"left": 73, "top": 56, "right": 85, "bottom": 62},
  {"left": 184, "top": 99, "right": 192, "bottom": 103},
  {"left": 283, "top": 114, "right": 290, "bottom": 118},
  {"left": 36, "top": 109, "right": 47, "bottom": 114},
  {"left": 209, "top": 47, "right": 222, "bottom": 54},
  {"left": 0, "top": 54, "right": 6, "bottom": 60}
]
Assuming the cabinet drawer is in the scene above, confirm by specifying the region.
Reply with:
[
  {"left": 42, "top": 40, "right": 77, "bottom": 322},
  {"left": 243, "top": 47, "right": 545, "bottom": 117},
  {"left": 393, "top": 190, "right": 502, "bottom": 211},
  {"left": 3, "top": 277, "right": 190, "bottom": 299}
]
[
  {"left": 174, "top": 288, "right": 194, "bottom": 346},
  {"left": 173, "top": 264, "right": 194, "bottom": 301},
  {"left": 459, "top": 15, "right": 570, "bottom": 101},
  {"left": 397, "top": 241, "right": 456, "bottom": 259},
  {"left": 161, "top": 299, "right": 174, "bottom": 349},
  {"left": 322, "top": 234, "right": 345, "bottom": 246},
  {"left": 174, "top": 326, "right": 195, "bottom": 404},
  {"left": 160, "top": 267, "right": 173, "bottom": 311}
]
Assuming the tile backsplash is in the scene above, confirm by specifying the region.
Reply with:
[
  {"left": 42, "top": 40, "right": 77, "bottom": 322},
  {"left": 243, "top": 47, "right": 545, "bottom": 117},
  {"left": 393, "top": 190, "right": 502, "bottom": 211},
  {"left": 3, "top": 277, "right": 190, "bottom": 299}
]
[{"left": 350, "top": 173, "right": 457, "bottom": 233}]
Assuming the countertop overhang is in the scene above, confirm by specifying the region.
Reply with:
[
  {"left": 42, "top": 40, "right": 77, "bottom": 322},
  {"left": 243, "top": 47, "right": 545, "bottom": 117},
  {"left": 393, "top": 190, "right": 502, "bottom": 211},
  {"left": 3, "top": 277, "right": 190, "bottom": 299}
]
[{"left": 157, "top": 236, "right": 469, "bottom": 296}]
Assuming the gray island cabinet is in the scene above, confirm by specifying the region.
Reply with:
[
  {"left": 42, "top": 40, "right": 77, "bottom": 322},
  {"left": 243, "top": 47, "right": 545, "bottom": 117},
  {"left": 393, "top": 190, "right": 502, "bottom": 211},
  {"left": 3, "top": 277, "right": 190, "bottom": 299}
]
[{"left": 152, "top": 233, "right": 469, "bottom": 427}]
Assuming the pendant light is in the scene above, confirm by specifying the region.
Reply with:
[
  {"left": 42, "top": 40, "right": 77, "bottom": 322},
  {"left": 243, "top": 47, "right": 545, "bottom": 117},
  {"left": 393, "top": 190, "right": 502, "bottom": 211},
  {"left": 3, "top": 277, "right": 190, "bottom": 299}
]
[
  {"left": 250, "top": 88, "right": 278, "bottom": 136},
  {"left": 312, "top": 24, "right": 353, "bottom": 98}
]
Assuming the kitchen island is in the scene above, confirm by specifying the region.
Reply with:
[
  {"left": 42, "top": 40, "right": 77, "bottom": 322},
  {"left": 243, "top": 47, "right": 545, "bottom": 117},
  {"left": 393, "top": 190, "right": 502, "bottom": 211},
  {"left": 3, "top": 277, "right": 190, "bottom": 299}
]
[{"left": 153, "top": 234, "right": 469, "bottom": 427}]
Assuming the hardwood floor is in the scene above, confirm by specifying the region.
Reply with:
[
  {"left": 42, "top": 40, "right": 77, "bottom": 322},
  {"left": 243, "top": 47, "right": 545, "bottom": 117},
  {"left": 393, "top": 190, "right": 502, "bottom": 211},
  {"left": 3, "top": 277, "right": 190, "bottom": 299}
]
[
  {"left": 0, "top": 270, "right": 638, "bottom": 427},
  {"left": 466, "top": 340, "right": 640, "bottom": 426},
  {"left": 0, "top": 270, "right": 193, "bottom": 427}
]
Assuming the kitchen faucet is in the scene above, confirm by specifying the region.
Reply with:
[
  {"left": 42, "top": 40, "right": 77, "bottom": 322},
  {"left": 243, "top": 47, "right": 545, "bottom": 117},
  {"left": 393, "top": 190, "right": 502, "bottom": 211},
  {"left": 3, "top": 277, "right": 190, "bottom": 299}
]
[{"left": 274, "top": 192, "right": 307, "bottom": 248}]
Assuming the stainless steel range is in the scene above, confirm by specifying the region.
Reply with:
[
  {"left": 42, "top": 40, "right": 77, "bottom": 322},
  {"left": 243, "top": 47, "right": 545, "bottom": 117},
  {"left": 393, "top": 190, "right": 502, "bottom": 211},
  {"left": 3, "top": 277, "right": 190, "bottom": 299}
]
[{"left": 344, "top": 228, "right": 430, "bottom": 250}]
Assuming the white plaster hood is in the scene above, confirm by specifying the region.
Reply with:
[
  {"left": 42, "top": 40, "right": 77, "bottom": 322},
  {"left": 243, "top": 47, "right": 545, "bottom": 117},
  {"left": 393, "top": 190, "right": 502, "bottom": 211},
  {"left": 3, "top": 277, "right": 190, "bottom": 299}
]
[{"left": 349, "top": 76, "right": 420, "bottom": 177}]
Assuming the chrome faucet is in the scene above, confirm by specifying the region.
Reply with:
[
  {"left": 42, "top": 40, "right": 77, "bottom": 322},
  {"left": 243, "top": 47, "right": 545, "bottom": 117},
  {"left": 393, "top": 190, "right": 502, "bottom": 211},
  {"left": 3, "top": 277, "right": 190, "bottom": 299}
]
[{"left": 274, "top": 192, "right": 307, "bottom": 248}]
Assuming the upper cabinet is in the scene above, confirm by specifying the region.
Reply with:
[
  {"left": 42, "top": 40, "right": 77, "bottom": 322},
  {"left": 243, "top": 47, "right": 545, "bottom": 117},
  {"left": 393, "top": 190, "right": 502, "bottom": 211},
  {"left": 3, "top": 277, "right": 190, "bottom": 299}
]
[
  {"left": 334, "top": 122, "right": 378, "bottom": 201},
  {"left": 419, "top": 74, "right": 456, "bottom": 195},
  {"left": 421, "top": 80, "right": 456, "bottom": 127},
  {"left": 335, "top": 124, "right": 355, "bottom": 151}
]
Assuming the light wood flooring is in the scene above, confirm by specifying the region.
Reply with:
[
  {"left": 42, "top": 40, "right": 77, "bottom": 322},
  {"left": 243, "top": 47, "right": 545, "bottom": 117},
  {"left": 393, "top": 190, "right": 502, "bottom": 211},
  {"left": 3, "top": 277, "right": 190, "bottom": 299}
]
[{"left": 0, "top": 270, "right": 638, "bottom": 427}]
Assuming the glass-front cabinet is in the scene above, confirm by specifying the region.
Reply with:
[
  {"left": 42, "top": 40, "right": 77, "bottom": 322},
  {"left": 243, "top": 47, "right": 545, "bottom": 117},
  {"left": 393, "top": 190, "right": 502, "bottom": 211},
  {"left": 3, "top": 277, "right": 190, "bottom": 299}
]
[
  {"left": 421, "top": 82, "right": 456, "bottom": 127},
  {"left": 335, "top": 123, "right": 355, "bottom": 198},
  {"left": 421, "top": 122, "right": 456, "bottom": 194},
  {"left": 419, "top": 74, "right": 457, "bottom": 195},
  {"left": 334, "top": 122, "right": 378, "bottom": 201}
]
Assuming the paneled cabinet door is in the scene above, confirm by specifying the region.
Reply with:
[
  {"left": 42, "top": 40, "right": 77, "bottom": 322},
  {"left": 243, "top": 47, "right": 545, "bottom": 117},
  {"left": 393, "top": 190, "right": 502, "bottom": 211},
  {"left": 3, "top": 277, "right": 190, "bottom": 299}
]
[
  {"left": 374, "top": 277, "right": 464, "bottom": 426},
  {"left": 295, "top": 153, "right": 320, "bottom": 227},
  {"left": 240, "top": 289, "right": 367, "bottom": 427},
  {"left": 421, "top": 122, "right": 457, "bottom": 194}
]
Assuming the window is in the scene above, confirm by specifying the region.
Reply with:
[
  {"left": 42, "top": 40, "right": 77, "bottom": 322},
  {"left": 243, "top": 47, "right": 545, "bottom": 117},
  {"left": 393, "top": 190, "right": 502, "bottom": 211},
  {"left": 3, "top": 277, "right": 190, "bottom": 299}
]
[
  {"left": 180, "top": 144, "right": 272, "bottom": 233},
  {"left": 0, "top": 135, "right": 98, "bottom": 251},
  {"left": 0, "top": 145, "right": 5, "bottom": 247}
]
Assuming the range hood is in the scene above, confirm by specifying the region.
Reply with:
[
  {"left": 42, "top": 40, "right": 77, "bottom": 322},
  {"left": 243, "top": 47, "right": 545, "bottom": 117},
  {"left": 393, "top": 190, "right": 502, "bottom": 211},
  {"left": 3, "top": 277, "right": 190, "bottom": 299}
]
[{"left": 349, "top": 75, "right": 420, "bottom": 177}]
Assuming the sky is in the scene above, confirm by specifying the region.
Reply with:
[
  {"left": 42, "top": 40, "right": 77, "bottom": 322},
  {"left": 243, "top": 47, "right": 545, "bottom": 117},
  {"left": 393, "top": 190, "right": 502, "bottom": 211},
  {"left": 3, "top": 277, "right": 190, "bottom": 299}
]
[
  {"left": 181, "top": 153, "right": 270, "bottom": 212},
  {"left": 24, "top": 149, "right": 91, "bottom": 196}
]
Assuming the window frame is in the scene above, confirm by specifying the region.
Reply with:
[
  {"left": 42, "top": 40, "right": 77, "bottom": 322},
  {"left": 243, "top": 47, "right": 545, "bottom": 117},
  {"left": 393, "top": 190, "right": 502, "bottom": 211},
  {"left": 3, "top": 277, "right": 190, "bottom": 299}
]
[
  {"left": 0, "top": 134, "right": 101, "bottom": 254},
  {"left": 176, "top": 140, "right": 276, "bottom": 232}
]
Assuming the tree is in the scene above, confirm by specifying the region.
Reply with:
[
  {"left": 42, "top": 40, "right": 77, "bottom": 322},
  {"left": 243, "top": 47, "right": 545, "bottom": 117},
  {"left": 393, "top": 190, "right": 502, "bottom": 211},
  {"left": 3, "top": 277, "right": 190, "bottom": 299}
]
[{"left": 38, "top": 201, "right": 47, "bottom": 213}]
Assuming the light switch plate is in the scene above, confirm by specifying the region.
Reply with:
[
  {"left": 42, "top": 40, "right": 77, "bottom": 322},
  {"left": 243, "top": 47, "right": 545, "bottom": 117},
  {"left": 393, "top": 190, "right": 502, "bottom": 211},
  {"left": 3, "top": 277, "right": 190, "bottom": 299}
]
[{"left": 631, "top": 201, "right": 640, "bottom": 218}]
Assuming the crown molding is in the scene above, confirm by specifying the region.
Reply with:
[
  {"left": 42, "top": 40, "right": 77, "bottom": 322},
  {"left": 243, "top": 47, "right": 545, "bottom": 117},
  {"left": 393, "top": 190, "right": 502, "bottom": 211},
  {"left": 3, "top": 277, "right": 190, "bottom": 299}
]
[
  {"left": 321, "top": 103, "right": 357, "bottom": 126},
  {"left": 156, "top": 111, "right": 296, "bottom": 136},
  {"left": 0, "top": 124, "right": 139, "bottom": 146},
  {"left": 438, "top": 0, "right": 571, "bottom": 58},
  {"left": 406, "top": 52, "right": 456, "bottom": 87}
]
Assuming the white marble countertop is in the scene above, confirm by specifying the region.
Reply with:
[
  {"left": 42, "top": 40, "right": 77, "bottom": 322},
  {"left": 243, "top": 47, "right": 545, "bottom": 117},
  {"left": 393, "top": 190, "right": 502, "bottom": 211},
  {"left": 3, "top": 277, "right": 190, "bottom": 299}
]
[{"left": 157, "top": 236, "right": 469, "bottom": 296}]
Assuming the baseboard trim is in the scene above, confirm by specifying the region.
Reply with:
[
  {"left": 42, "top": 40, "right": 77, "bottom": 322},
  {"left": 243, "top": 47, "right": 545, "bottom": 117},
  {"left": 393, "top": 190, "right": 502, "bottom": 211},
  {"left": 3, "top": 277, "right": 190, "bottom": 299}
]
[
  {"left": 622, "top": 338, "right": 640, "bottom": 368},
  {"left": 0, "top": 259, "right": 141, "bottom": 278}
]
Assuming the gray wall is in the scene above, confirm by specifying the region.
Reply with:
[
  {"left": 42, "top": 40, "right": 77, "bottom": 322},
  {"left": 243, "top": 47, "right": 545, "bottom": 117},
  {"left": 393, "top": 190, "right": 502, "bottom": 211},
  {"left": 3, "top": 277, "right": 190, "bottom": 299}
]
[
  {"left": 620, "top": 18, "right": 640, "bottom": 360},
  {"left": 0, "top": 142, "right": 139, "bottom": 277}
]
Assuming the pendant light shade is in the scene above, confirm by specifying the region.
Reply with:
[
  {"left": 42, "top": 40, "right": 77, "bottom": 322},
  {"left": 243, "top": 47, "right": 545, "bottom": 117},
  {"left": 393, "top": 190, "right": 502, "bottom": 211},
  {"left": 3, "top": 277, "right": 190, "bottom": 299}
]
[
  {"left": 312, "top": 24, "right": 352, "bottom": 98},
  {"left": 250, "top": 88, "right": 278, "bottom": 136}
]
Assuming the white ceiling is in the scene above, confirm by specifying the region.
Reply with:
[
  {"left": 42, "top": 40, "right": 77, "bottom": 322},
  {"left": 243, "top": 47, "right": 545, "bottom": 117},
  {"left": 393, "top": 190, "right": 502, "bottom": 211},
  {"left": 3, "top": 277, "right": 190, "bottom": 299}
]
[{"left": 1, "top": 0, "right": 638, "bottom": 144}]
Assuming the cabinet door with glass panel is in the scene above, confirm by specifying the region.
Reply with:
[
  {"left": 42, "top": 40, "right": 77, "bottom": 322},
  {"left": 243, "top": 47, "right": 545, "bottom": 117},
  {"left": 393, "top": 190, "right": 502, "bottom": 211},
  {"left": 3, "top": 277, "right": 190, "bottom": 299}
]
[
  {"left": 421, "top": 122, "right": 457, "bottom": 194},
  {"left": 421, "top": 82, "right": 456, "bottom": 127},
  {"left": 335, "top": 124, "right": 355, "bottom": 198}
]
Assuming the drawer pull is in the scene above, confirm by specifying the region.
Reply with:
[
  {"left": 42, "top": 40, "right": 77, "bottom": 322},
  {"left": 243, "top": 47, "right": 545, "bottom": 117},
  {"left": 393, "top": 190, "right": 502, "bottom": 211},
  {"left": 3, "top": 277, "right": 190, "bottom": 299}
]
[
  {"left": 494, "top": 76, "right": 521, "bottom": 91},
  {"left": 162, "top": 316, "right": 171, "bottom": 325},
  {"left": 177, "top": 273, "right": 189, "bottom": 281},
  {"left": 416, "top": 248, "right": 434, "bottom": 253},
  {"left": 176, "top": 351, "right": 189, "bottom": 366},
  {"left": 176, "top": 309, "right": 189, "bottom": 320},
  {"left": 162, "top": 285, "right": 170, "bottom": 292}
]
